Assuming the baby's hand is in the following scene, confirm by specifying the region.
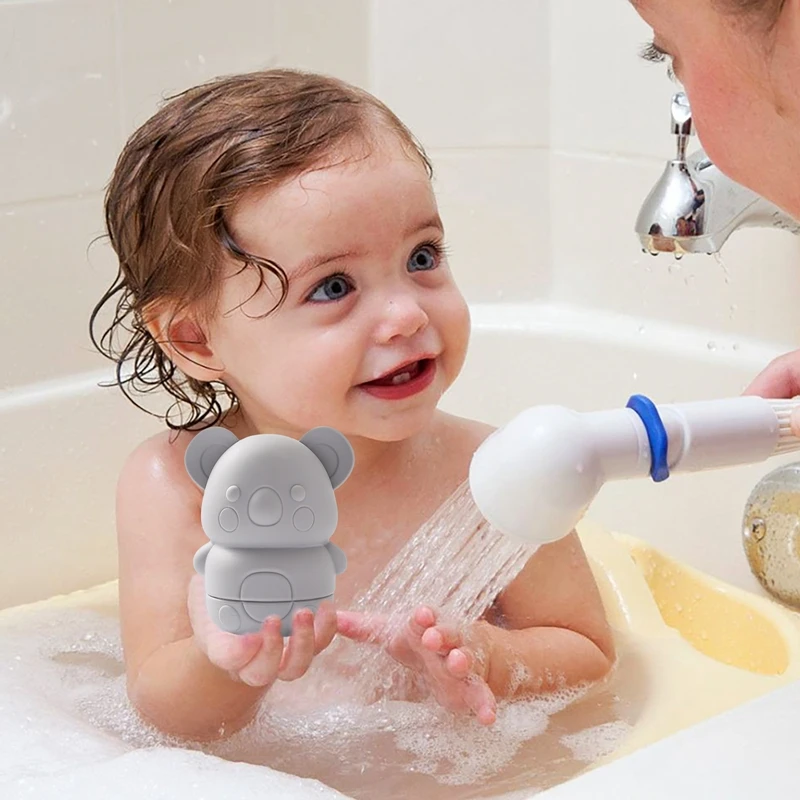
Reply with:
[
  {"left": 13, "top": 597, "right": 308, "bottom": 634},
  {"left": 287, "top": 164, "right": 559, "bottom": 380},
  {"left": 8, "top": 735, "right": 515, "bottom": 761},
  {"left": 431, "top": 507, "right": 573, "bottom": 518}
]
[
  {"left": 337, "top": 605, "right": 497, "bottom": 725},
  {"left": 188, "top": 574, "right": 337, "bottom": 687}
]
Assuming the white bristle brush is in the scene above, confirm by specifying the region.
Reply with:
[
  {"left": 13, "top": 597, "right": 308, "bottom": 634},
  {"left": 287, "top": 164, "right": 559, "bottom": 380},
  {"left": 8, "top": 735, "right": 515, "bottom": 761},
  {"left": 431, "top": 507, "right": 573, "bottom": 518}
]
[{"left": 469, "top": 395, "right": 800, "bottom": 546}]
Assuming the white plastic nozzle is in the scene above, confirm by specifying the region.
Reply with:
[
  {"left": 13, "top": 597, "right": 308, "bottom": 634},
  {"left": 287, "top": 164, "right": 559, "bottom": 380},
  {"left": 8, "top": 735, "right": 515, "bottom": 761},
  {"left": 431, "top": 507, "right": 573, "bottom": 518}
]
[{"left": 468, "top": 396, "right": 800, "bottom": 547}]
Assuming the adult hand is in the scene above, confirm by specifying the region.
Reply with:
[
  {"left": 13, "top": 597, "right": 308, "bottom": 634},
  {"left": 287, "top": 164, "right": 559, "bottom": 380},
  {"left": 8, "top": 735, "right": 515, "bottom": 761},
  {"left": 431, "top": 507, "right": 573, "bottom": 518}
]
[{"left": 744, "top": 349, "right": 800, "bottom": 435}]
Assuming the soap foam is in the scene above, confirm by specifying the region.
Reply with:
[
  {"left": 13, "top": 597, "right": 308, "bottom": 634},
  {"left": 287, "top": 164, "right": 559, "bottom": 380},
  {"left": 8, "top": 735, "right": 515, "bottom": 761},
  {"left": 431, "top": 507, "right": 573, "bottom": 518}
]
[
  {"left": 560, "top": 720, "right": 634, "bottom": 763},
  {"left": 0, "top": 601, "right": 636, "bottom": 799}
]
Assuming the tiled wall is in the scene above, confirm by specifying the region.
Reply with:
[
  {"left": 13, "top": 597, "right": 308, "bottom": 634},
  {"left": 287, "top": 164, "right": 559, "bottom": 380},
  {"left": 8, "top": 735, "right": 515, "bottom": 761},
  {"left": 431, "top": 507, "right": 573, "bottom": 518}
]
[
  {"left": 370, "top": 0, "right": 800, "bottom": 346},
  {"left": 547, "top": 1, "right": 800, "bottom": 346},
  {"left": 0, "top": 0, "right": 369, "bottom": 391},
  {"left": 0, "top": 0, "right": 370, "bottom": 607},
  {"left": 2, "top": 0, "right": 800, "bottom": 605},
  {"left": 370, "top": 0, "right": 551, "bottom": 303}
]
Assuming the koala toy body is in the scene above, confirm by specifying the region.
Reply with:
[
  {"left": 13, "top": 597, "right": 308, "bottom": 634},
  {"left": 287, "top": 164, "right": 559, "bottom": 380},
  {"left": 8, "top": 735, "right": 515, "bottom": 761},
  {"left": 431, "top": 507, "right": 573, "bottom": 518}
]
[{"left": 185, "top": 426, "right": 354, "bottom": 636}]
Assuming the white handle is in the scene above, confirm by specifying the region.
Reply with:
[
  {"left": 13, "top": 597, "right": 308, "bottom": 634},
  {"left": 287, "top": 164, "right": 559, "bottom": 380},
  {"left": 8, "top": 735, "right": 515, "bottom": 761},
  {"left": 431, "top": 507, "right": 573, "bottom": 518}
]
[
  {"left": 469, "top": 396, "right": 800, "bottom": 547},
  {"left": 660, "top": 396, "right": 785, "bottom": 473}
]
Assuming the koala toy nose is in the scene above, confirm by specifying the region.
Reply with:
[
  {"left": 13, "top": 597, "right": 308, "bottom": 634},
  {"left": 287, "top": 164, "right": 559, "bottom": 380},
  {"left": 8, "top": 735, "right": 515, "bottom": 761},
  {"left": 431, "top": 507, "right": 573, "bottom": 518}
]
[{"left": 248, "top": 487, "right": 283, "bottom": 526}]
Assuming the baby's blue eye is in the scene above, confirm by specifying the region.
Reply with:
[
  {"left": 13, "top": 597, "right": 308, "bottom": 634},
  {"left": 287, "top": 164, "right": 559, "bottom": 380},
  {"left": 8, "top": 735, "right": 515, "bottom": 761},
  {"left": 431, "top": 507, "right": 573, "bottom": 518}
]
[
  {"left": 407, "top": 245, "right": 439, "bottom": 273},
  {"left": 308, "top": 274, "right": 353, "bottom": 303}
]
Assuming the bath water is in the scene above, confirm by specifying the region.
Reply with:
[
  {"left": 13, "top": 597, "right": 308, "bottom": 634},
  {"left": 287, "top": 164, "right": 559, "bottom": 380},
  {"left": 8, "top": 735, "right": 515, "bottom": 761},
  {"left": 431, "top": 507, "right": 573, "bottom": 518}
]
[{"left": 0, "top": 482, "right": 637, "bottom": 799}]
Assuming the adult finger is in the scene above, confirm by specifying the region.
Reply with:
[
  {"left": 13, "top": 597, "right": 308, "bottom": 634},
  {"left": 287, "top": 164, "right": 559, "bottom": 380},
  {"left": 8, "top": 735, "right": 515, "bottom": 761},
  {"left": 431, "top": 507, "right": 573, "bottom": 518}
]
[{"left": 743, "top": 352, "right": 800, "bottom": 400}]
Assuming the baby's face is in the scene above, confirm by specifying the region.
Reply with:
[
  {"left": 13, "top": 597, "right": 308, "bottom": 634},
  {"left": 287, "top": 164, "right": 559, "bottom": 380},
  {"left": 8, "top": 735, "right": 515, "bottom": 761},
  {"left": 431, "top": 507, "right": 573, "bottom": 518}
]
[{"left": 206, "top": 133, "right": 470, "bottom": 442}]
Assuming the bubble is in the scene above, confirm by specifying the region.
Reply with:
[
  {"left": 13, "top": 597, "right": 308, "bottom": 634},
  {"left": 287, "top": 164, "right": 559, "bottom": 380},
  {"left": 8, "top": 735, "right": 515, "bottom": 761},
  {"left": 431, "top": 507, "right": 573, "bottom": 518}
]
[
  {"left": 0, "top": 483, "right": 638, "bottom": 798},
  {"left": 560, "top": 720, "right": 633, "bottom": 762}
]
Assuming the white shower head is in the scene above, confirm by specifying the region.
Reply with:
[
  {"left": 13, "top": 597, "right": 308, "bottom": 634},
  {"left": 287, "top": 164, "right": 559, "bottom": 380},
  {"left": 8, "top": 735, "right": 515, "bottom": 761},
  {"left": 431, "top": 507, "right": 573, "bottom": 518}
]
[{"left": 468, "top": 396, "right": 800, "bottom": 547}]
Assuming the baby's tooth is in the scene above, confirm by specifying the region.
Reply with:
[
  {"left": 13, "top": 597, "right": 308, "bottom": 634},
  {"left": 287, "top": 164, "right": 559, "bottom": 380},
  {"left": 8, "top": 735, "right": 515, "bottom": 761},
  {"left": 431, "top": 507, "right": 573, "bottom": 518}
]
[{"left": 391, "top": 371, "right": 411, "bottom": 385}]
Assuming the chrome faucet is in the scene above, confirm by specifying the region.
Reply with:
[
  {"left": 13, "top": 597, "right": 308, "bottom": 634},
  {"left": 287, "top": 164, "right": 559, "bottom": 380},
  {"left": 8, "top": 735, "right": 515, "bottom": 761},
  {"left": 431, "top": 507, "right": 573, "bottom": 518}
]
[{"left": 635, "top": 92, "right": 800, "bottom": 255}]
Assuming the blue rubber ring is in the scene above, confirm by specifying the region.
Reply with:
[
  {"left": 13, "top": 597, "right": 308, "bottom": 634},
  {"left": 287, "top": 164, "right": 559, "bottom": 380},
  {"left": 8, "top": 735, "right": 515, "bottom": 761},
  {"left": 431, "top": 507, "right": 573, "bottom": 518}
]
[{"left": 626, "top": 394, "right": 670, "bottom": 483}]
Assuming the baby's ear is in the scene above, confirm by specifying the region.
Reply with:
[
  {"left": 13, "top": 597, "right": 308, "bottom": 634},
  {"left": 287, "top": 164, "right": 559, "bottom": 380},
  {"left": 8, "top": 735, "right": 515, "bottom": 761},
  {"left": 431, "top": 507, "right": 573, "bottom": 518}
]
[
  {"left": 184, "top": 427, "right": 239, "bottom": 490},
  {"left": 300, "top": 427, "right": 354, "bottom": 489}
]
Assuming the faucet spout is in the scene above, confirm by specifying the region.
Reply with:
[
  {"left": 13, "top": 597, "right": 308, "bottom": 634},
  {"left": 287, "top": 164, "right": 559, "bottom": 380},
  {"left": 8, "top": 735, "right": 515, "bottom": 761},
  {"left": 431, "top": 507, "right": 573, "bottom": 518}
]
[{"left": 635, "top": 92, "right": 800, "bottom": 255}]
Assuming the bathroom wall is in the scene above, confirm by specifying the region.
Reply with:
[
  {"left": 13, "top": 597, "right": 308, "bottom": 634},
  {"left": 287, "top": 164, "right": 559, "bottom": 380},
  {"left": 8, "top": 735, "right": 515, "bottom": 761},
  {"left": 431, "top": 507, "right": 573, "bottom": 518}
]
[
  {"left": 2, "top": 0, "right": 800, "bottom": 607},
  {"left": 0, "top": 0, "right": 370, "bottom": 608},
  {"left": 372, "top": 0, "right": 800, "bottom": 346},
  {"left": 548, "top": 1, "right": 800, "bottom": 346}
]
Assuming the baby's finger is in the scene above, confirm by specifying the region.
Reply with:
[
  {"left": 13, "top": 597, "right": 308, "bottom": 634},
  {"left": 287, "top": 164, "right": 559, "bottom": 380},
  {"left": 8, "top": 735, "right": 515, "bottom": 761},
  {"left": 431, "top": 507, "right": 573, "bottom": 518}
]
[
  {"left": 313, "top": 601, "right": 338, "bottom": 654},
  {"left": 408, "top": 606, "right": 437, "bottom": 641},
  {"left": 463, "top": 676, "right": 497, "bottom": 726},
  {"left": 205, "top": 628, "right": 262, "bottom": 672},
  {"left": 278, "top": 609, "right": 316, "bottom": 681},
  {"left": 421, "top": 624, "right": 462, "bottom": 655},
  {"left": 238, "top": 617, "right": 284, "bottom": 687},
  {"left": 336, "top": 610, "right": 388, "bottom": 643},
  {"left": 444, "top": 647, "right": 473, "bottom": 679}
]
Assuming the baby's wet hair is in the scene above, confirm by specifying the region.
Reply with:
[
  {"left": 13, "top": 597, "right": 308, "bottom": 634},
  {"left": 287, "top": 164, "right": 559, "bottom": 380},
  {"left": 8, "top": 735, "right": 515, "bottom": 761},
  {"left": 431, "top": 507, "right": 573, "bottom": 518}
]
[{"left": 89, "top": 69, "right": 432, "bottom": 432}]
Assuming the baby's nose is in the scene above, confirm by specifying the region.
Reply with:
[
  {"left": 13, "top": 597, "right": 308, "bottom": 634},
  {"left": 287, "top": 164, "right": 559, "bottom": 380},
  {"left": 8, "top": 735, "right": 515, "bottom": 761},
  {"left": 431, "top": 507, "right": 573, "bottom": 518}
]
[{"left": 377, "top": 295, "right": 429, "bottom": 342}]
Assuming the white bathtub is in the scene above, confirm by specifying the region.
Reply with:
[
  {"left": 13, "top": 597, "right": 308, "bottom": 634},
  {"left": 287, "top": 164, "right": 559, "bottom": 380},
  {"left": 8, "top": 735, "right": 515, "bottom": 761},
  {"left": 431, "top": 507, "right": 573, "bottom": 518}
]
[{"left": 1, "top": 301, "right": 798, "bottom": 798}]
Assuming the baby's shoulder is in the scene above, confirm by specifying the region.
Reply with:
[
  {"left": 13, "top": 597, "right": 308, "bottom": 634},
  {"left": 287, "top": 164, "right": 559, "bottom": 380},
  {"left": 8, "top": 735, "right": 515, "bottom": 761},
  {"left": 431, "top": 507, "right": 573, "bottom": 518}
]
[
  {"left": 423, "top": 412, "right": 496, "bottom": 491},
  {"left": 435, "top": 411, "right": 496, "bottom": 456},
  {"left": 116, "top": 428, "right": 202, "bottom": 517}
]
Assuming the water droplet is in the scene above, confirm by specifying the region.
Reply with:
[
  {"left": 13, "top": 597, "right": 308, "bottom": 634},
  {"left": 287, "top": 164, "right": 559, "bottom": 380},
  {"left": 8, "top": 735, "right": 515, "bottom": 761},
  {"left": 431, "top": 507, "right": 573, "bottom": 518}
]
[
  {"left": 638, "top": 325, "right": 646, "bottom": 334},
  {"left": 674, "top": 252, "right": 684, "bottom": 261},
  {"left": 707, "top": 341, "right": 717, "bottom": 351},
  {"left": 632, "top": 372, "right": 638, "bottom": 381},
  {"left": 746, "top": 518, "right": 766, "bottom": 542},
  {"left": 733, "top": 342, "right": 740, "bottom": 352},
  {"left": 713, "top": 252, "right": 731, "bottom": 283}
]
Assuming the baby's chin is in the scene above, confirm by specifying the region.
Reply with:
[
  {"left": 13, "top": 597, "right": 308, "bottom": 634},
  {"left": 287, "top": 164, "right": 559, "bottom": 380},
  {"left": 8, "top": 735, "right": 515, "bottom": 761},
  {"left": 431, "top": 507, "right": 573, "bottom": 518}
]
[{"left": 345, "top": 400, "right": 442, "bottom": 444}]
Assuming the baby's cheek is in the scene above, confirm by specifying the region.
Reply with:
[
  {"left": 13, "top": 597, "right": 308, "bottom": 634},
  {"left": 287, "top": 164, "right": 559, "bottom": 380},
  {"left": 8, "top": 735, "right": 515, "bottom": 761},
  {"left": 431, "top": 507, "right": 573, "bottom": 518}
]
[{"left": 440, "top": 292, "right": 470, "bottom": 380}]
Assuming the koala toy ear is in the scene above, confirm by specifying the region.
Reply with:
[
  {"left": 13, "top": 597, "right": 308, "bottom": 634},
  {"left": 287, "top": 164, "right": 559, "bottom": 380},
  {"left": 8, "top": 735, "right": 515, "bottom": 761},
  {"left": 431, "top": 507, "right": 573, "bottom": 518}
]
[
  {"left": 184, "top": 426, "right": 239, "bottom": 490},
  {"left": 300, "top": 427, "right": 355, "bottom": 489}
]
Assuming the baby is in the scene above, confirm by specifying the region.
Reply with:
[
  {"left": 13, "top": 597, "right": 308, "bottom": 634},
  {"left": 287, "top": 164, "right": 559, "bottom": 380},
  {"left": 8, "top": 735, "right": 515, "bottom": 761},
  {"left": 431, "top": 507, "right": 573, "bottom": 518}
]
[{"left": 90, "top": 69, "right": 615, "bottom": 742}]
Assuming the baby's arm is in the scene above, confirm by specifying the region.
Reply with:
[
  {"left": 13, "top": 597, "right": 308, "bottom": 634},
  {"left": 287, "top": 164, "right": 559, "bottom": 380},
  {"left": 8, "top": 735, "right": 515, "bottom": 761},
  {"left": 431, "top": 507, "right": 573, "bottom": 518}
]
[
  {"left": 118, "top": 432, "right": 338, "bottom": 740},
  {"left": 116, "top": 432, "right": 270, "bottom": 740},
  {"left": 476, "top": 531, "right": 615, "bottom": 698}
]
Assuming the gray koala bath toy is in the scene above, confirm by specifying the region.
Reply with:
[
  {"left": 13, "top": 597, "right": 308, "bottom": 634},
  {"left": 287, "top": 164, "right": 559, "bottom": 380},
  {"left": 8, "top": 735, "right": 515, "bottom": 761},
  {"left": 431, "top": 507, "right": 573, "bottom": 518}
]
[{"left": 185, "top": 426, "right": 354, "bottom": 636}]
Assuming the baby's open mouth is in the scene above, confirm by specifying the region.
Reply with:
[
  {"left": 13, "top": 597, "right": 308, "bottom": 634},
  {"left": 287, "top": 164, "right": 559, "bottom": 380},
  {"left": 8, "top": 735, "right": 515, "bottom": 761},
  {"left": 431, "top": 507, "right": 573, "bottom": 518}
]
[{"left": 362, "top": 359, "right": 432, "bottom": 387}]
